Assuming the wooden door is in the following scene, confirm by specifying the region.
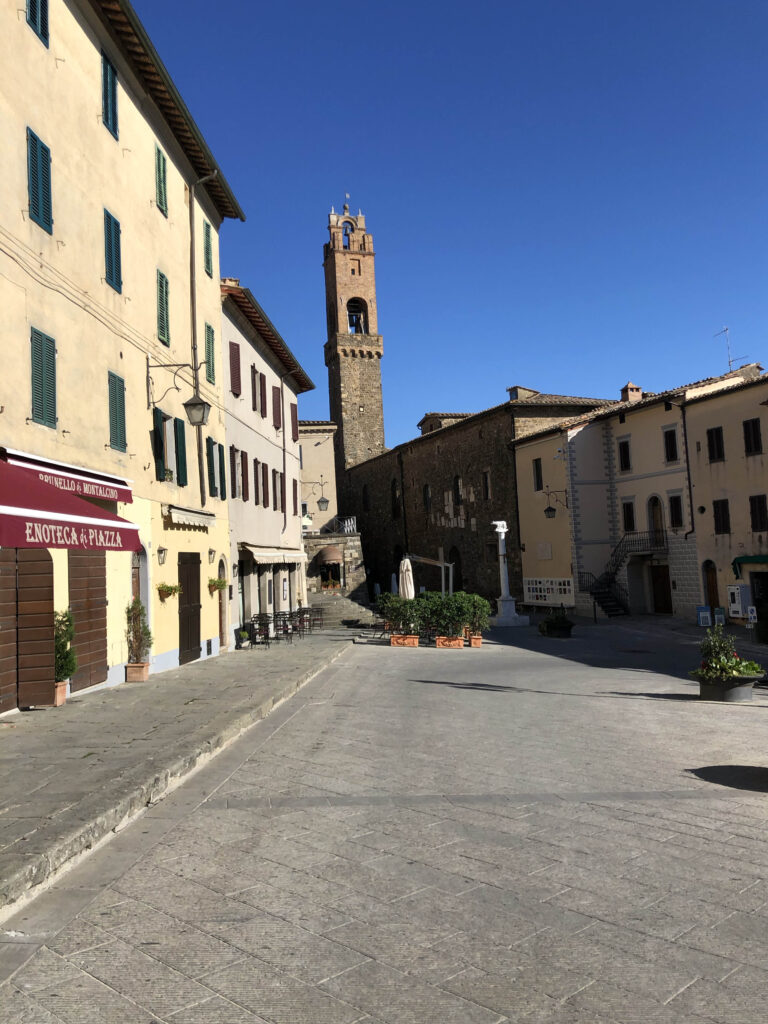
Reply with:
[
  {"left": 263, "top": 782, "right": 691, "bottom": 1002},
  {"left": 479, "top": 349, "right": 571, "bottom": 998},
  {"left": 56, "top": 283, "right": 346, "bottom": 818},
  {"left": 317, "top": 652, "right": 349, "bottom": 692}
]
[
  {"left": 0, "top": 550, "right": 19, "bottom": 713},
  {"left": 651, "top": 564, "right": 673, "bottom": 614},
  {"left": 703, "top": 561, "right": 719, "bottom": 610},
  {"left": 17, "top": 549, "right": 55, "bottom": 706},
  {"left": 68, "top": 550, "right": 108, "bottom": 692},
  {"left": 178, "top": 552, "right": 201, "bottom": 665}
]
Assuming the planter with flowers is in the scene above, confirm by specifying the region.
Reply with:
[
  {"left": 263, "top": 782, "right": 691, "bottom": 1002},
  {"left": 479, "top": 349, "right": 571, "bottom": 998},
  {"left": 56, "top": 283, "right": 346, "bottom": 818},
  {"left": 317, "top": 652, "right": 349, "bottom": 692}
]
[
  {"left": 208, "top": 576, "right": 227, "bottom": 595},
  {"left": 379, "top": 595, "right": 421, "bottom": 647},
  {"left": 157, "top": 582, "right": 182, "bottom": 601},
  {"left": 690, "top": 625, "right": 764, "bottom": 703}
]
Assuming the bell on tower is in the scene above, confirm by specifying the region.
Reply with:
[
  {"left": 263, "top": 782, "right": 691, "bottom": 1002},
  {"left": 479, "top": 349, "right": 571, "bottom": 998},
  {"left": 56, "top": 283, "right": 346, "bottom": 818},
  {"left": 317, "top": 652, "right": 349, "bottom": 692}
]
[{"left": 323, "top": 200, "right": 386, "bottom": 479}]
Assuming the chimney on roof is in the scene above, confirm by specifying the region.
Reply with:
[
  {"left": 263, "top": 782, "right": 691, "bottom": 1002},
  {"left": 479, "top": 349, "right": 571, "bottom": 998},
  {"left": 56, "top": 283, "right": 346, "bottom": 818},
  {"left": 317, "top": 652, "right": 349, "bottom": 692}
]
[
  {"left": 621, "top": 382, "right": 643, "bottom": 403},
  {"left": 221, "top": 277, "right": 240, "bottom": 287}
]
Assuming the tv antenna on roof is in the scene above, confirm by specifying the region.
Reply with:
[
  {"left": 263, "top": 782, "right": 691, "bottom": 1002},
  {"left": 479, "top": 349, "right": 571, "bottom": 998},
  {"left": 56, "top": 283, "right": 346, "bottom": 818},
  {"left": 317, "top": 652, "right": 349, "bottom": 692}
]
[{"left": 714, "top": 326, "right": 746, "bottom": 371}]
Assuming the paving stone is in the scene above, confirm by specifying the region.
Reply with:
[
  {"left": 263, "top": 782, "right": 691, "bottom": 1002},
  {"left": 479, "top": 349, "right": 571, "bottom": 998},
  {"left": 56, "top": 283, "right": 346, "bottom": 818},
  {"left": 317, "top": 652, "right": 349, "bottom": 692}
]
[
  {"left": 165, "top": 994, "right": 270, "bottom": 1023},
  {"left": 1, "top": 987, "right": 68, "bottom": 1024},
  {"left": 29, "top": 969, "right": 164, "bottom": 1023}
]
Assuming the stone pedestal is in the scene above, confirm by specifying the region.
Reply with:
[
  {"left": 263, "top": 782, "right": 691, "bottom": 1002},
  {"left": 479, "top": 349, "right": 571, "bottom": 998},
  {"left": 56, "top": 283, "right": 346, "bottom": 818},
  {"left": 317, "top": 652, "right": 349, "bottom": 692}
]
[{"left": 491, "top": 597, "right": 529, "bottom": 628}]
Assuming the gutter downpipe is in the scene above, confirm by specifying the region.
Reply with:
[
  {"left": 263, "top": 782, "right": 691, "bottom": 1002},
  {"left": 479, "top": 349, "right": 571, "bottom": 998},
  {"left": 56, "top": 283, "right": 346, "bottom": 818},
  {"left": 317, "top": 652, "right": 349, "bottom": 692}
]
[
  {"left": 189, "top": 168, "right": 218, "bottom": 508},
  {"left": 680, "top": 401, "right": 696, "bottom": 540}
]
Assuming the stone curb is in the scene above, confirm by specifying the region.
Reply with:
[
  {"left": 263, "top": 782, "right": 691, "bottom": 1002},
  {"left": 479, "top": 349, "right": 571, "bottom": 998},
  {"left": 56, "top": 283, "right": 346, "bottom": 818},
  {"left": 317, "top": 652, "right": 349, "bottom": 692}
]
[{"left": 0, "top": 641, "right": 352, "bottom": 916}]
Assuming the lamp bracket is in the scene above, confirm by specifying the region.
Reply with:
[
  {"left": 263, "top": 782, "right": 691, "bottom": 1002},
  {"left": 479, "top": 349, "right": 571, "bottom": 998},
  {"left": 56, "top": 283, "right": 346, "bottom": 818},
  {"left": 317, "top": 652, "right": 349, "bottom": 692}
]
[{"left": 146, "top": 356, "right": 208, "bottom": 409}]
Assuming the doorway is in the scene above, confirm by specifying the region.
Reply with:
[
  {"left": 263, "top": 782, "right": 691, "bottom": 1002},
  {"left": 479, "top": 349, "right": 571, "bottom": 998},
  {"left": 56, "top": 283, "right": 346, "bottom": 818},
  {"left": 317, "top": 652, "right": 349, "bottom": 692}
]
[
  {"left": 218, "top": 557, "right": 227, "bottom": 648},
  {"left": 702, "top": 560, "right": 719, "bottom": 611},
  {"left": 0, "top": 548, "right": 56, "bottom": 710},
  {"left": 648, "top": 496, "right": 664, "bottom": 543},
  {"left": 650, "top": 564, "right": 673, "bottom": 614},
  {"left": 178, "top": 552, "right": 201, "bottom": 665},
  {"left": 68, "top": 550, "right": 108, "bottom": 692}
]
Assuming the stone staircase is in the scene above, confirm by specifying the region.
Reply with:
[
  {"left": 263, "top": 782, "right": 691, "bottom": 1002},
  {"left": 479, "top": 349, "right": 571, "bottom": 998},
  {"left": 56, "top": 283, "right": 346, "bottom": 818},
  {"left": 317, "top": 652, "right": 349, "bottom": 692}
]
[{"left": 307, "top": 591, "right": 378, "bottom": 629}]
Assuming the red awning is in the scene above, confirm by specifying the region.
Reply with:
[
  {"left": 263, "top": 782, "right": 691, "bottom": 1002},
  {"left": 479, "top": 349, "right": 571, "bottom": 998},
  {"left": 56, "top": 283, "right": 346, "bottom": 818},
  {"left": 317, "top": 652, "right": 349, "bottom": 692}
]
[
  {"left": 3, "top": 448, "right": 133, "bottom": 502},
  {"left": 0, "top": 461, "right": 141, "bottom": 551}
]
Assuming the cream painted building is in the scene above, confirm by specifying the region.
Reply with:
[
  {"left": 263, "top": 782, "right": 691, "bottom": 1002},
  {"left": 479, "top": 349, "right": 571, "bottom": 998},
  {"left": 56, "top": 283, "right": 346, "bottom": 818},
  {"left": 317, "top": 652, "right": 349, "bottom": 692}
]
[
  {"left": 299, "top": 421, "right": 339, "bottom": 532},
  {"left": 514, "top": 365, "right": 765, "bottom": 622},
  {"left": 220, "top": 282, "right": 313, "bottom": 637},
  {"left": 0, "top": 0, "right": 244, "bottom": 710}
]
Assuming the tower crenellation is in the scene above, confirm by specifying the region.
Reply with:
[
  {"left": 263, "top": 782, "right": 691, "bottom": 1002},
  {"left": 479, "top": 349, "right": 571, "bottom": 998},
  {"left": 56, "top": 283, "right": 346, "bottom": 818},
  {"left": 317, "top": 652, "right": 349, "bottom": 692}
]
[{"left": 323, "top": 202, "right": 386, "bottom": 487}]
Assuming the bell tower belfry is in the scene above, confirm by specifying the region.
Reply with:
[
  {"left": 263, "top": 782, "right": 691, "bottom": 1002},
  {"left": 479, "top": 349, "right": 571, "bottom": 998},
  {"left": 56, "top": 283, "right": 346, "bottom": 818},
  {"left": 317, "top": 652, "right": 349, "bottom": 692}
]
[{"left": 324, "top": 202, "right": 385, "bottom": 485}]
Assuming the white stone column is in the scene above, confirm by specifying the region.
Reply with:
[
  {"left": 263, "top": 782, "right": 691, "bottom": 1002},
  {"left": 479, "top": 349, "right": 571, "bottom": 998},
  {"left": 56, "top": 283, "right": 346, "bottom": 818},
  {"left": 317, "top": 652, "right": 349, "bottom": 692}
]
[{"left": 490, "top": 520, "right": 529, "bottom": 627}]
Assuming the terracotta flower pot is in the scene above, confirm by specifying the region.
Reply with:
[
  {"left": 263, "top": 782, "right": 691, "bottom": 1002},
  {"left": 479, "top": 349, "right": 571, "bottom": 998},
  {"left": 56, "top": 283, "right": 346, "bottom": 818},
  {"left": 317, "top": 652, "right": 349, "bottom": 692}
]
[
  {"left": 126, "top": 662, "right": 150, "bottom": 682},
  {"left": 390, "top": 634, "right": 419, "bottom": 647},
  {"left": 435, "top": 636, "right": 464, "bottom": 649},
  {"left": 53, "top": 680, "right": 67, "bottom": 706},
  {"left": 469, "top": 635, "right": 483, "bottom": 648}
]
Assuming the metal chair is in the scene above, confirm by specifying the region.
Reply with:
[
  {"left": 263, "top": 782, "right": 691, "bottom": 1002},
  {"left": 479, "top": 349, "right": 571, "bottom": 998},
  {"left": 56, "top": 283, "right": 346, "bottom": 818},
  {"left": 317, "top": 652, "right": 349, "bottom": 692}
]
[{"left": 310, "top": 606, "right": 324, "bottom": 631}]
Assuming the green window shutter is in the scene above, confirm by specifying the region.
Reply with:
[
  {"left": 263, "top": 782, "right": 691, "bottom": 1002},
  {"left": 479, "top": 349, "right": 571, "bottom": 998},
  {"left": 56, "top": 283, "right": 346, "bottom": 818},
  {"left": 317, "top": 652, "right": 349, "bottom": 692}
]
[
  {"left": 152, "top": 407, "right": 165, "bottom": 480},
  {"left": 157, "top": 270, "right": 169, "bottom": 345},
  {"left": 155, "top": 146, "right": 167, "bottom": 216},
  {"left": 218, "top": 443, "right": 226, "bottom": 499},
  {"left": 28, "top": 0, "right": 49, "bottom": 44},
  {"left": 102, "top": 53, "right": 118, "bottom": 138},
  {"left": 205, "top": 323, "right": 215, "bottom": 383},
  {"left": 206, "top": 437, "right": 218, "bottom": 496},
  {"left": 27, "top": 129, "right": 53, "bottom": 234},
  {"left": 174, "top": 417, "right": 187, "bottom": 487},
  {"left": 108, "top": 372, "right": 126, "bottom": 451},
  {"left": 203, "top": 221, "right": 212, "bottom": 277},
  {"left": 30, "top": 328, "right": 56, "bottom": 427},
  {"left": 104, "top": 210, "right": 122, "bottom": 292}
]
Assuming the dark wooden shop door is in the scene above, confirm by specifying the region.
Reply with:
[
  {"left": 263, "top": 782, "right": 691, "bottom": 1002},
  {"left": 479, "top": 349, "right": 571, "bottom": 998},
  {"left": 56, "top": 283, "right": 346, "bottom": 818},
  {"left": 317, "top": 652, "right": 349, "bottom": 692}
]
[
  {"left": 0, "top": 550, "right": 18, "bottom": 714},
  {"left": 178, "top": 552, "right": 201, "bottom": 665},
  {"left": 68, "top": 550, "right": 108, "bottom": 692},
  {"left": 651, "top": 564, "right": 673, "bottom": 614}
]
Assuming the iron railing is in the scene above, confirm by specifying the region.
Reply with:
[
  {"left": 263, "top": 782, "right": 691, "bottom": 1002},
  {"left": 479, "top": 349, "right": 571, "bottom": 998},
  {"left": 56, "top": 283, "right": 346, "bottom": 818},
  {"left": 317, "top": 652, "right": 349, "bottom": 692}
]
[{"left": 304, "top": 515, "right": 357, "bottom": 535}]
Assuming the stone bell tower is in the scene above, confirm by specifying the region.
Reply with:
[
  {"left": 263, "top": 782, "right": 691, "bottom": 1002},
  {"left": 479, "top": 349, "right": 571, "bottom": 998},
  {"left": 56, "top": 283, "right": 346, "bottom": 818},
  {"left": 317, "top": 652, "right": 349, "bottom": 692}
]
[{"left": 324, "top": 201, "right": 385, "bottom": 488}]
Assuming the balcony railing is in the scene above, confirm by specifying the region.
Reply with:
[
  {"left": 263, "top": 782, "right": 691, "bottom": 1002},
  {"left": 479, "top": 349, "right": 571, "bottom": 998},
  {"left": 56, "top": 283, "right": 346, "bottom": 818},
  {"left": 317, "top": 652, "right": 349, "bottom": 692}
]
[{"left": 303, "top": 515, "right": 357, "bottom": 535}]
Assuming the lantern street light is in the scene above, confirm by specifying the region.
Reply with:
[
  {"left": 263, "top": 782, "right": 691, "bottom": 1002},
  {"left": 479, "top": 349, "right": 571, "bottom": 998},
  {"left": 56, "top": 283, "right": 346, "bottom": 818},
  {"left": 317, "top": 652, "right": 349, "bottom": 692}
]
[{"left": 543, "top": 487, "right": 569, "bottom": 519}]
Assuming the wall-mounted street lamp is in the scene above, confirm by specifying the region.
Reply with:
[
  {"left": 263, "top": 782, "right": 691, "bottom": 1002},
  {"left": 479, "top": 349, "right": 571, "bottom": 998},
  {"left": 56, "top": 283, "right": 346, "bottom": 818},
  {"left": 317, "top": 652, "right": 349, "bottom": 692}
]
[
  {"left": 146, "top": 357, "right": 211, "bottom": 426},
  {"left": 305, "top": 474, "right": 330, "bottom": 512},
  {"left": 157, "top": 546, "right": 168, "bottom": 565},
  {"left": 543, "top": 487, "right": 569, "bottom": 519},
  {"left": 208, "top": 548, "right": 216, "bottom": 564}
]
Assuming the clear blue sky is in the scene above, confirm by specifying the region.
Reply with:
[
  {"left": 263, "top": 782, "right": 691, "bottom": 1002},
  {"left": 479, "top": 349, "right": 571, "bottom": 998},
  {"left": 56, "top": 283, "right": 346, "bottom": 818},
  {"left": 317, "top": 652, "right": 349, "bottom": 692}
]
[{"left": 133, "top": 0, "right": 768, "bottom": 447}]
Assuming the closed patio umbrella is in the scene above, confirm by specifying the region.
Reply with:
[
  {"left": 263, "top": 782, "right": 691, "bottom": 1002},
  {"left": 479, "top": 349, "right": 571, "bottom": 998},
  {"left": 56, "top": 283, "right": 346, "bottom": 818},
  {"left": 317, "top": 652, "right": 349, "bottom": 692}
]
[{"left": 398, "top": 557, "right": 415, "bottom": 600}]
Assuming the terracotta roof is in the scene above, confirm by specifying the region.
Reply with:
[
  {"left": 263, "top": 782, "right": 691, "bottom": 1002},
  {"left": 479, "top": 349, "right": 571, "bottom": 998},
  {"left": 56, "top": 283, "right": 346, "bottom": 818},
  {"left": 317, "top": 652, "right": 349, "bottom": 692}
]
[
  {"left": 89, "top": 1, "right": 245, "bottom": 222},
  {"left": 298, "top": 420, "right": 336, "bottom": 428},
  {"left": 512, "top": 393, "right": 614, "bottom": 407},
  {"left": 221, "top": 284, "right": 314, "bottom": 393}
]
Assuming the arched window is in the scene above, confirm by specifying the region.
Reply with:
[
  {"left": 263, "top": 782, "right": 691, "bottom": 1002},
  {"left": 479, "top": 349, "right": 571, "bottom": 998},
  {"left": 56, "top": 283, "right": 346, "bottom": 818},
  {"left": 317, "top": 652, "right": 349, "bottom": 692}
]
[
  {"left": 342, "top": 222, "right": 353, "bottom": 250},
  {"left": 362, "top": 483, "right": 370, "bottom": 511},
  {"left": 648, "top": 495, "right": 664, "bottom": 541},
  {"left": 347, "top": 297, "right": 368, "bottom": 335},
  {"left": 422, "top": 483, "right": 431, "bottom": 512},
  {"left": 453, "top": 475, "right": 463, "bottom": 506},
  {"left": 391, "top": 478, "right": 401, "bottom": 519}
]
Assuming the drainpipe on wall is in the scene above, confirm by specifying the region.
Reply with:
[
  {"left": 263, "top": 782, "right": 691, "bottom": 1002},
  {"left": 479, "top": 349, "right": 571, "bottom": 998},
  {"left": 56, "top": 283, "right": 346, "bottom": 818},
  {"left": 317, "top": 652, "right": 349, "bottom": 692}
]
[
  {"left": 279, "top": 371, "right": 294, "bottom": 536},
  {"left": 188, "top": 169, "right": 217, "bottom": 508},
  {"left": 675, "top": 401, "right": 696, "bottom": 540}
]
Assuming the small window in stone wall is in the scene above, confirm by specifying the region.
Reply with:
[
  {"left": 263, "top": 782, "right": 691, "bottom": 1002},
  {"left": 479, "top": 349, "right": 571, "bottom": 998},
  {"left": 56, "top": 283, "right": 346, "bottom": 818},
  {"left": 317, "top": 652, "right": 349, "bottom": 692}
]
[
  {"left": 482, "top": 471, "right": 491, "bottom": 500},
  {"left": 423, "top": 483, "right": 431, "bottom": 512},
  {"left": 622, "top": 501, "right": 636, "bottom": 533},
  {"left": 669, "top": 494, "right": 684, "bottom": 529}
]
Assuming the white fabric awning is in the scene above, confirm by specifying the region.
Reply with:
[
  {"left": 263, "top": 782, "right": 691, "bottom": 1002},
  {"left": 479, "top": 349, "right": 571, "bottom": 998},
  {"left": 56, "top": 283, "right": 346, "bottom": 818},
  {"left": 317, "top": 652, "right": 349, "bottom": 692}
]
[
  {"left": 239, "top": 544, "right": 308, "bottom": 565},
  {"left": 166, "top": 505, "right": 216, "bottom": 529}
]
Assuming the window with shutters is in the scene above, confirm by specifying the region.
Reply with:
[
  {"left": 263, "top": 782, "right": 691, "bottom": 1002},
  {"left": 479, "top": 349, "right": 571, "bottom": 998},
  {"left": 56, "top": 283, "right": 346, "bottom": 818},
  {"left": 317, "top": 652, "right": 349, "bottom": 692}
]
[
  {"left": 618, "top": 439, "right": 631, "bottom": 472},
  {"left": 253, "top": 458, "right": 260, "bottom": 504},
  {"left": 26, "top": 129, "right": 53, "bottom": 234},
  {"left": 663, "top": 428, "right": 679, "bottom": 463},
  {"left": 157, "top": 271, "right": 170, "bottom": 344},
  {"left": 251, "top": 366, "right": 258, "bottom": 411},
  {"left": 272, "top": 470, "right": 278, "bottom": 511},
  {"left": 622, "top": 501, "right": 636, "bottom": 533},
  {"left": 452, "top": 475, "right": 463, "bottom": 506},
  {"left": 218, "top": 443, "right": 226, "bottom": 499},
  {"left": 203, "top": 220, "right": 213, "bottom": 277},
  {"left": 669, "top": 494, "right": 684, "bottom": 529},
  {"left": 27, "top": 0, "right": 49, "bottom": 44},
  {"left": 151, "top": 408, "right": 175, "bottom": 481},
  {"left": 229, "top": 342, "right": 241, "bottom": 396},
  {"left": 155, "top": 146, "right": 168, "bottom": 216},
  {"left": 293, "top": 479, "right": 298, "bottom": 516},
  {"left": 750, "top": 495, "right": 768, "bottom": 533},
  {"left": 299, "top": 444, "right": 303, "bottom": 469},
  {"left": 30, "top": 328, "right": 56, "bottom": 428},
  {"left": 229, "top": 446, "right": 238, "bottom": 499},
  {"left": 290, "top": 403, "right": 299, "bottom": 442},
  {"left": 280, "top": 474, "right": 286, "bottom": 513},
  {"left": 174, "top": 418, "right": 187, "bottom": 486},
  {"left": 204, "top": 323, "right": 215, "bottom": 382},
  {"left": 272, "top": 386, "right": 282, "bottom": 430},
  {"left": 482, "top": 470, "right": 491, "bottom": 501},
  {"left": 423, "top": 483, "right": 431, "bottom": 512},
  {"left": 532, "top": 458, "right": 543, "bottom": 492},
  {"left": 707, "top": 426, "right": 725, "bottom": 463},
  {"left": 101, "top": 52, "right": 118, "bottom": 139},
  {"left": 262, "top": 462, "right": 269, "bottom": 508},
  {"left": 259, "top": 373, "right": 267, "bottom": 417},
  {"left": 104, "top": 210, "right": 122, "bottom": 292},
  {"left": 744, "top": 418, "right": 763, "bottom": 456},
  {"left": 206, "top": 437, "right": 218, "bottom": 496},
  {"left": 108, "top": 372, "right": 126, "bottom": 451},
  {"left": 713, "top": 499, "right": 730, "bottom": 535},
  {"left": 241, "top": 452, "right": 249, "bottom": 502}
]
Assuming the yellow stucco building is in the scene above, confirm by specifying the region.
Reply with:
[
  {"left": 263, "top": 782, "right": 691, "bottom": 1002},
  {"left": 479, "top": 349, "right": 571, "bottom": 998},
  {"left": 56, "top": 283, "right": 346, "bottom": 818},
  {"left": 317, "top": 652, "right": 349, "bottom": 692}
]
[{"left": 0, "top": 0, "right": 244, "bottom": 711}]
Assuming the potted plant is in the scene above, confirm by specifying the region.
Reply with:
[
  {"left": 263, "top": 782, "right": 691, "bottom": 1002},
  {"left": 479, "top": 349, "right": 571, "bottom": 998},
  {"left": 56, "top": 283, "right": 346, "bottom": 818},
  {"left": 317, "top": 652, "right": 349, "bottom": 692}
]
[
  {"left": 386, "top": 595, "right": 421, "bottom": 646},
  {"left": 690, "top": 625, "right": 764, "bottom": 702},
  {"left": 157, "top": 582, "right": 182, "bottom": 600},
  {"left": 415, "top": 591, "right": 443, "bottom": 641},
  {"left": 125, "top": 597, "right": 152, "bottom": 681},
  {"left": 375, "top": 592, "right": 398, "bottom": 633},
  {"left": 539, "top": 606, "right": 574, "bottom": 638},
  {"left": 238, "top": 629, "right": 251, "bottom": 649},
  {"left": 208, "top": 576, "right": 227, "bottom": 595},
  {"left": 54, "top": 609, "right": 77, "bottom": 705},
  {"left": 435, "top": 593, "right": 470, "bottom": 648},
  {"left": 466, "top": 593, "right": 492, "bottom": 647}
]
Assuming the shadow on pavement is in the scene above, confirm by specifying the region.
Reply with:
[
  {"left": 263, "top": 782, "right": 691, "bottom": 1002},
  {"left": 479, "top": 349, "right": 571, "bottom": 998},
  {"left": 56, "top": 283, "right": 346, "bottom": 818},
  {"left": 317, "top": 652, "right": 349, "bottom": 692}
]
[
  {"left": 604, "top": 691, "right": 700, "bottom": 702},
  {"left": 413, "top": 679, "right": 516, "bottom": 693},
  {"left": 686, "top": 765, "right": 768, "bottom": 792},
  {"left": 411, "top": 679, "right": 702, "bottom": 702}
]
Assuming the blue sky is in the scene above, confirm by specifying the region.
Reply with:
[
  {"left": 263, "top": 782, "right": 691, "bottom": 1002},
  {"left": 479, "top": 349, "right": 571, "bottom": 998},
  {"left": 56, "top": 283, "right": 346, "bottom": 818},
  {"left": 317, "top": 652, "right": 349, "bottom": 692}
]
[{"left": 133, "top": 0, "right": 768, "bottom": 447}]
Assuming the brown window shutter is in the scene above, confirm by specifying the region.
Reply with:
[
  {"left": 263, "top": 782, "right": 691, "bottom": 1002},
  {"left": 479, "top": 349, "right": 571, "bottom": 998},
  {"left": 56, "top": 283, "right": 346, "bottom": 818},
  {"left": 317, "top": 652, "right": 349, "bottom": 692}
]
[
  {"left": 251, "top": 366, "right": 258, "bottom": 411},
  {"left": 290, "top": 402, "right": 298, "bottom": 442},
  {"left": 272, "top": 386, "right": 281, "bottom": 430},
  {"left": 280, "top": 474, "right": 286, "bottom": 512},
  {"left": 229, "top": 445, "right": 238, "bottom": 498},
  {"left": 260, "top": 374, "right": 267, "bottom": 417},
  {"left": 292, "top": 478, "right": 298, "bottom": 516},
  {"left": 241, "top": 450, "right": 249, "bottom": 502},
  {"left": 262, "top": 462, "right": 269, "bottom": 508},
  {"left": 272, "top": 469, "right": 278, "bottom": 510},
  {"left": 229, "top": 342, "right": 241, "bottom": 396},
  {"left": 253, "top": 458, "right": 260, "bottom": 504}
]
